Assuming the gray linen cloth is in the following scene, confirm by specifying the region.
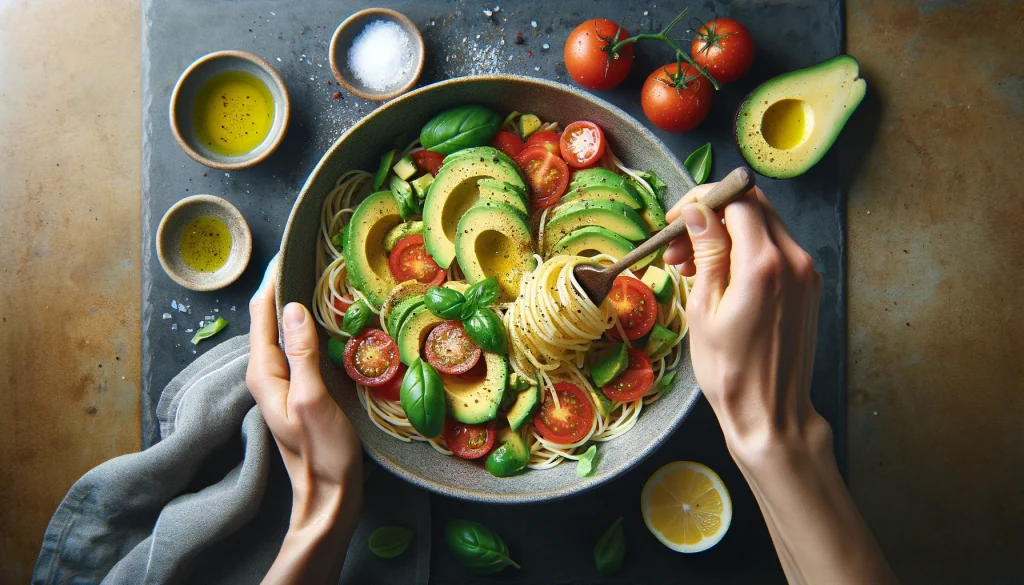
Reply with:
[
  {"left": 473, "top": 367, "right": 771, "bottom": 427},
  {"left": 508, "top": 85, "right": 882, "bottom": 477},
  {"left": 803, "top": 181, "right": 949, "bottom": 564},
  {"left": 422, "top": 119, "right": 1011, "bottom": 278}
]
[{"left": 32, "top": 333, "right": 430, "bottom": 585}]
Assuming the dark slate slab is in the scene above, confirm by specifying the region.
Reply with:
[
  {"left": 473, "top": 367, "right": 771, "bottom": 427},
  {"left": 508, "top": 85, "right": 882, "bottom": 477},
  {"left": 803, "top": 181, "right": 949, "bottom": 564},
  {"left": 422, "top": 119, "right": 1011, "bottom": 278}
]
[{"left": 142, "top": 1, "right": 845, "bottom": 583}]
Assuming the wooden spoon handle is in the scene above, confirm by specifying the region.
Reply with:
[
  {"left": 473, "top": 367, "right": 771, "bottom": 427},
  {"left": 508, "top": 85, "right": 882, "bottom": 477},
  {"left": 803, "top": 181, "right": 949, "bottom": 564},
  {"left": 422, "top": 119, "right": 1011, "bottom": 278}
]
[{"left": 605, "top": 167, "right": 756, "bottom": 274}]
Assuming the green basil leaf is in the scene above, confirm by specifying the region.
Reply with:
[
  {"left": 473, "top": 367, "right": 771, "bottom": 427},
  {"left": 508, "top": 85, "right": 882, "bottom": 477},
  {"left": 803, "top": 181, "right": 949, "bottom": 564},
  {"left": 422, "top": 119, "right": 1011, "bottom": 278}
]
[
  {"left": 326, "top": 337, "right": 346, "bottom": 368},
  {"left": 459, "top": 297, "right": 479, "bottom": 321},
  {"left": 683, "top": 142, "right": 712, "bottom": 185},
  {"left": 444, "top": 519, "right": 520, "bottom": 574},
  {"left": 576, "top": 445, "right": 597, "bottom": 477},
  {"left": 635, "top": 170, "right": 669, "bottom": 204},
  {"left": 399, "top": 359, "right": 446, "bottom": 438},
  {"left": 331, "top": 226, "right": 346, "bottom": 250},
  {"left": 191, "top": 317, "right": 228, "bottom": 345},
  {"left": 368, "top": 525, "right": 414, "bottom": 559},
  {"left": 424, "top": 287, "right": 466, "bottom": 320},
  {"left": 341, "top": 299, "right": 372, "bottom": 336},
  {"left": 463, "top": 309, "right": 507, "bottom": 354},
  {"left": 420, "top": 105, "right": 502, "bottom": 154},
  {"left": 594, "top": 517, "right": 626, "bottom": 575},
  {"left": 465, "top": 277, "right": 500, "bottom": 309}
]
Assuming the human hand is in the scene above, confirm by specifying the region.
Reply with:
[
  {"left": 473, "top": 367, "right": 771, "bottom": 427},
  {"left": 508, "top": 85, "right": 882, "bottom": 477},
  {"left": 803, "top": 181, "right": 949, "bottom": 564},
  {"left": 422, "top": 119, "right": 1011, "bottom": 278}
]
[{"left": 247, "top": 259, "right": 363, "bottom": 583}]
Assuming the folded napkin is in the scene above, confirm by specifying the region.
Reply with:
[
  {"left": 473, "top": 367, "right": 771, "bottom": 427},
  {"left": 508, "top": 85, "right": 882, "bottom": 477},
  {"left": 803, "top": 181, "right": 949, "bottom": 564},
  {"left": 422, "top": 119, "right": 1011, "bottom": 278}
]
[{"left": 32, "top": 334, "right": 430, "bottom": 585}]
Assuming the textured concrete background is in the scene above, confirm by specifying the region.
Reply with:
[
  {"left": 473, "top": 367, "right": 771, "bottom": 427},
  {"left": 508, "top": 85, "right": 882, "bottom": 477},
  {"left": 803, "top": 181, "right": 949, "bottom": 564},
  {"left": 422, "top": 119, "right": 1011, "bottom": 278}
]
[{"left": 0, "top": 0, "right": 1021, "bottom": 584}]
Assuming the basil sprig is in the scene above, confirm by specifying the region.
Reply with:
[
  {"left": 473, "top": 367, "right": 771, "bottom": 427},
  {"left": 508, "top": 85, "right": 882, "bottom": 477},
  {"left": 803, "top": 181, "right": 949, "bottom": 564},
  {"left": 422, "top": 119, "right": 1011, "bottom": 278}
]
[
  {"left": 399, "top": 359, "right": 446, "bottom": 438},
  {"left": 423, "top": 278, "right": 507, "bottom": 354},
  {"left": 341, "top": 299, "right": 372, "bottom": 336},
  {"left": 424, "top": 287, "right": 466, "bottom": 320},
  {"left": 420, "top": 105, "right": 502, "bottom": 154},
  {"left": 576, "top": 445, "right": 597, "bottom": 477},
  {"left": 594, "top": 517, "right": 626, "bottom": 575},
  {"left": 444, "top": 519, "right": 520, "bottom": 574},
  {"left": 191, "top": 317, "right": 228, "bottom": 345},
  {"left": 684, "top": 142, "right": 713, "bottom": 185},
  {"left": 463, "top": 308, "right": 507, "bottom": 355},
  {"left": 368, "top": 525, "right": 414, "bottom": 559},
  {"left": 464, "top": 277, "right": 500, "bottom": 309}
]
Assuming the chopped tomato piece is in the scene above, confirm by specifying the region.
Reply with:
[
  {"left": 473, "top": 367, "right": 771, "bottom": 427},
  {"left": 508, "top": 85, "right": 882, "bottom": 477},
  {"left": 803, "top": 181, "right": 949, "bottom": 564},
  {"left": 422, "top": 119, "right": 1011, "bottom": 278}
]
[
  {"left": 388, "top": 234, "right": 446, "bottom": 285},
  {"left": 424, "top": 320, "right": 482, "bottom": 375},
  {"left": 602, "top": 348, "right": 655, "bottom": 402},
  {"left": 410, "top": 150, "right": 446, "bottom": 176},
  {"left": 372, "top": 364, "right": 406, "bottom": 402},
  {"left": 560, "top": 121, "right": 606, "bottom": 168},
  {"left": 332, "top": 296, "right": 352, "bottom": 326},
  {"left": 532, "top": 382, "right": 595, "bottom": 444},
  {"left": 515, "top": 146, "right": 569, "bottom": 208},
  {"left": 489, "top": 130, "right": 526, "bottom": 159},
  {"left": 525, "top": 130, "right": 561, "bottom": 155},
  {"left": 607, "top": 276, "right": 657, "bottom": 340},
  {"left": 343, "top": 328, "right": 401, "bottom": 387},
  {"left": 443, "top": 419, "right": 496, "bottom": 459}
]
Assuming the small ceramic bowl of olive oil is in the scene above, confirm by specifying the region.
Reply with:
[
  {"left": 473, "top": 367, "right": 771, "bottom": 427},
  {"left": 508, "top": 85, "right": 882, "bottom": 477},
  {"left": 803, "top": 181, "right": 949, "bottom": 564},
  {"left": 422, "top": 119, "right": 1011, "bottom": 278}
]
[
  {"left": 170, "top": 50, "right": 290, "bottom": 170},
  {"left": 157, "top": 195, "right": 252, "bottom": 291}
]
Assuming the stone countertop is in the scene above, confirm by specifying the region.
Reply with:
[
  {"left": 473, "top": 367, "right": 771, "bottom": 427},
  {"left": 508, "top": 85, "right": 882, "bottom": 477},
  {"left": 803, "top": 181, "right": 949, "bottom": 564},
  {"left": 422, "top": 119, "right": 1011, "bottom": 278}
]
[{"left": 0, "top": 0, "right": 1020, "bottom": 582}]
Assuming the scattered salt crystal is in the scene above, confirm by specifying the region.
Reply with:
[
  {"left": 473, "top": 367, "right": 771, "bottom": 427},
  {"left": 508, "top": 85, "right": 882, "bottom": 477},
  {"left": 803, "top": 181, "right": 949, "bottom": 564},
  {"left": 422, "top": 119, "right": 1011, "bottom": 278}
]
[
  {"left": 347, "top": 20, "right": 415, "bottom": 92},
  {"left": 644, "top": 10, "right": 649, "bottom": 16},
  {"left": 534, "top": 66, "right": 540, "bottom": 71},
  {"left": 171, "top": 323, "right": 178, "bottom": 331},
  {"left": 185, "top": 328, "right": 194, "bottom": 333},
  {"left": 483, "top": 9, "right": 492, "bottom": 16},
  {"left": 177, "top": 304, "right": 187, "bottom": 313},
  {"left": 270, "top": 11, "right": 275, "bottom": 15},
  {"left": 205, "top": 315, "right": 214, "bottom": 321},
  {"left": 530, "top": 20, "right": 537, "bottom": 28},
  {"left": 542, "top": 43, "right": 550, "bottom": 50},
  {"left": 494, "top": 5, "right": 500, "bottom": 11},
  {"left": 198, "top": 321, "right": 205, "bottom": 328},
  {"left": 171, "top": 300, "right": 178, "bottom": 310},
  {"left": 276, "top": 57, "right": 281, "bottom": 62},
  {"left": 476, "top": 34, "right": 481, "bottom": 39},
  {"left": 230, "top": 305, "right": 236, "bottom": 311},
  {"left": 214, "top": 308, "right": 220, "bottom": 313},
  {"left": 162, "top": 313, "right": 172, "bottom": 320}
]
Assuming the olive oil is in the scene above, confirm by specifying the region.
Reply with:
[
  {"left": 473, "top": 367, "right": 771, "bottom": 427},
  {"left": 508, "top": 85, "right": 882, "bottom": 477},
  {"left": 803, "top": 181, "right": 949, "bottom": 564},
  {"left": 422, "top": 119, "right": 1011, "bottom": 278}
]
[
  {"left": 180, "top": 216, "right": 232, "bottom": 272},
  {"left": 192, "top": 70, "right": 275, "bottom": 156}
]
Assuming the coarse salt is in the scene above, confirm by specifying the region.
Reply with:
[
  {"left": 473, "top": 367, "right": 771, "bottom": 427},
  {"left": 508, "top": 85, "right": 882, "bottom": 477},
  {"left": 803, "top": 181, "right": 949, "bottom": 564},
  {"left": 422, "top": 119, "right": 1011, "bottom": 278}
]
[{"left": 347, "top": 20, "right": 414, "bottom": 92}]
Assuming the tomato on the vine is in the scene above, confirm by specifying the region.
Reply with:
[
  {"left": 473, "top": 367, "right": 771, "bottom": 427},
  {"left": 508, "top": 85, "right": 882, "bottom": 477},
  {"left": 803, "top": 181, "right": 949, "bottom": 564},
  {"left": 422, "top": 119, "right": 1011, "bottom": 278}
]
[
  {"left": 640, "top": 63, "right": 714, "bottom": 133},
  {"left": 564, "top": 19, "right": 634, "bottom": 90},
  {"left": 691, "top": 18, "right": 754, "bottom": 85},
  {"left": 515, "top": 145, "right": 569, "bottom": 208}
]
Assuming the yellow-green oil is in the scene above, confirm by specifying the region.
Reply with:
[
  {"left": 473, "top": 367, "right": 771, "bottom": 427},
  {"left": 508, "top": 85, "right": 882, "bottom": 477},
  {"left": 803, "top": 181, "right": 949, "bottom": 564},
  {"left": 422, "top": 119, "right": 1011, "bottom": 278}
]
[
  {"left": 192, "top": 70, "right": 274, "bottom": 156},
  {"left": 180, "top": 216, "right": 232, "bottom": 272},
  {"left": 761, "top": 99, "right": 809, "bottom": 150}
]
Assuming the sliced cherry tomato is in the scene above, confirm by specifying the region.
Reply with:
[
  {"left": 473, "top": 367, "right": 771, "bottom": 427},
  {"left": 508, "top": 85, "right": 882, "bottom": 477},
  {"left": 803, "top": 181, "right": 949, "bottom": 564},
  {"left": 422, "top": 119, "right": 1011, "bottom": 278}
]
[
  {"left": 457, "top": 357, "right": 488, "bottom": 383},
  {"left": 606, "top": 276, "right": 657, "bottom": 340},
  {"left": 533, "top": 382, "right": 595, "bottom": 444},
  {"left": 332, "top": 296, "right": 352, "bottom": 326},
  {"left": 443, "top": 419, "right": 496, "bottom": 459},
  {"left": 372, "top": 363, "right": 406, "bottom": 402},
  {"left": 515, "top": 146, "right": 569, "bottom": 208},
  {"left": 602, "top": 348, "right": 654, "bottom": 402},
  {"left": 489, "top": 130, "right": 526, "bottom": 159},
  {"left": 559, "top": 121, "right": 606, "bottom": 168},
  {"left": 388, "top": 234, "right": 446, "bottom": 285},
  {"left": 564, "top": 19, "right": 635, "bottom": 90},
  {"left": 411, "top": 150, "right": 446, "bottom": 176},
  {"left": 424, "top": 320, "right": 482, "bottom": 375},
  {"left": 641, "top": 63, "right": 714, "bottom": 133},
  {"left": 525, "top": 130, "right": 561, "bottom": 155},
  {"left": 691, "top": 18, "right": 754, "bottom": 85},
  {"left": 343, "top": 328, "right": 401, "bottom": 387}
]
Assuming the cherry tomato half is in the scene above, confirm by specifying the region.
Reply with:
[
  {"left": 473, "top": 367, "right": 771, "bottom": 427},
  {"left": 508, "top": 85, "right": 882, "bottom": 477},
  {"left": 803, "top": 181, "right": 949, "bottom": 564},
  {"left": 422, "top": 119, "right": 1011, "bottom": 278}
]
[
  {"left": 332, "top": 296, "right": 352, "bottom": 326},
  {"left": 691, "top": 18, "right": 754, "bottom": 85},
  {"left": 388, "top": 234, "right": 446, "bottom": 285},
  {"left": 601, "top": 348, "right": 654, "bottom": 402},
  {"left": 489, "top": 130, "right": 526, "bottom": 159},
  {"left": 564, "top": 19, "right": 635, "bottom": 91},
  {"left": 526, "top": 131, "right": 561, "bottom": 155},
  {"left": 532, "top": 382, "right": 595, "bottom": 445},
  {"left": 343, "top": 328, "right": 401, "bottom": 387},
  {"left": 411, "top": 150, "right": 446, "bottom": 176},
  {"left": 444, "top": 419, "right": 497, "bottom": 459},
  {"left": 424, "top": 320, "right": 482, "bottom": 375},
  {"left": 560, "top": 121, "right": 606, "bottom": 168},
  {"left": 372, "top": 363, "right": 406, "bottom": 402},
  {"left": 515, "top": 146, "right": 569, "bottom": 208},
  {"left": 607, "top": 276, "right": 657, "bottom": 340},
  {"left": 640, "top": 63, "right": 714, "bottom": 133}
]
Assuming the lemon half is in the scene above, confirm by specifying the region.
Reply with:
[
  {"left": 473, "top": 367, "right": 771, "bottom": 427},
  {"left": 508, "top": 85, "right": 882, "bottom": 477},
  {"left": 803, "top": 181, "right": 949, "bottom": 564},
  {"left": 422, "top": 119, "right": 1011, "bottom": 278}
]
[{"left": 641, "top": 461, "right": 732, "bottom": 553}]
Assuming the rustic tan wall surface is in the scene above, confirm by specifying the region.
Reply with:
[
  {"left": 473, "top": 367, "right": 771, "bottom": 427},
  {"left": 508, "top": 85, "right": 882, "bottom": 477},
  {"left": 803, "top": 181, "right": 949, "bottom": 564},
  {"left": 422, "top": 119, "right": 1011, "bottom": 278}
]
[{"left": 0, "top": 0, "right": 1020, "bottom": 583}]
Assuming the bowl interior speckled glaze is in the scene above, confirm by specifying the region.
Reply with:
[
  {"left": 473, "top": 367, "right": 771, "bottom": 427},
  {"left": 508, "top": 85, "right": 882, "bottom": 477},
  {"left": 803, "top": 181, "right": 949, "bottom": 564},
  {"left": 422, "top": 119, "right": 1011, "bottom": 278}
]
[{"left": 278, "top": 75, "right": 699, "bottom": 504}]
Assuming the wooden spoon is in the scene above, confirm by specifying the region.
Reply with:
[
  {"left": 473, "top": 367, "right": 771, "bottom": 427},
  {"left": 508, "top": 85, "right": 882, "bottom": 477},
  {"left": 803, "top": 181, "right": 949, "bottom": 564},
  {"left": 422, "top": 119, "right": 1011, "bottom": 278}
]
[{"left": 573, "top": 166, "right": 756, "bottom": 305}]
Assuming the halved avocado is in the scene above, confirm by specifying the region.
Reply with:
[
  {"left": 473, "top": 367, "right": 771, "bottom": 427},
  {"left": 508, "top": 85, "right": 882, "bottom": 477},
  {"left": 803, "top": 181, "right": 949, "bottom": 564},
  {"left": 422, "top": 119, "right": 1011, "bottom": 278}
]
[
  {"left": 397, "top": 305, "right": 443, "bottom": 366},
  {"left": 477, "top": 178, "right": 528, "bottom": 217},
  {"left": 422, "top": 149, "right": 526, "bottom": 268},
  {"left": 735, "top": 55, "right": 866, "bottom": 179},
  {"left": 343, "top": 191, "right": 402, "bottom": 308},
  {"left": 563, "top": 169, "right": 643, "bottom": 209},
  {"left": 441, "top": 352, "right": 508, "bottom": 424},
  {"left": 544, "top": 200, "right": 649, "bottom": 253},
  {"left": 455, "top": 200, "right": 536, "bottom": 303},
  {"left": 548, "top": 226, "right": 657, "bottom": 271}
]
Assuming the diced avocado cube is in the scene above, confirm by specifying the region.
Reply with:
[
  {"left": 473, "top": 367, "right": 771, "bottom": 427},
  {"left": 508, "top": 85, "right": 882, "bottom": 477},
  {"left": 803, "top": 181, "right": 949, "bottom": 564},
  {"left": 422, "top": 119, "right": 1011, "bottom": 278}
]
[
  {"left": 411, "top": 173, "right": 434, "bottom": 198},
  {"left": 591, "top": 342, "right": 629, "bottom": 388},
  {"left": 517, "top": 113, "right": 541, "bottom": 139},
  {"left": 394, "top": 155, "right": 417, "bottom": 181},
  {"left": 389, "top": 175, "right": 420, "bottom": 220},
  {"left": 641, "top": 266, "right": 674, "bottom": 304},
  {"left": 644, "top": 323, "right": 676, "bottom": 358},
  {"left": 485, "top": 428, "right": 529, "bottom": 477}
]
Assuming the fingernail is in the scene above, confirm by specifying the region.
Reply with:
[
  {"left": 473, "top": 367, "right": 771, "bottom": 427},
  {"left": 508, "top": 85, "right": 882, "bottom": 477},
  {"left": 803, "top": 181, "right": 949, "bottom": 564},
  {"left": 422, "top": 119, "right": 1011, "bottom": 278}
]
[
  {"left": 681, "top": 205, "right": 707, "bottom": 236},
  {"left": 283, "top": 303, "right": 306, "bottom": 330}
]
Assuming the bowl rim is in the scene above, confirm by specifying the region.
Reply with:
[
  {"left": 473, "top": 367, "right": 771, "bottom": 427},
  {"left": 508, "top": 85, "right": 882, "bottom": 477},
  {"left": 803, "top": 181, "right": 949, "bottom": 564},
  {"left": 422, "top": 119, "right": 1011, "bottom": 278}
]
[
  {"left": 157, "top": 194, "right": 253, "bottom": 292},
  {"left": 329, "top": 8, "right": 426, "bottom": 101},
  {"left": 277, "top": 74, "right": 700, "bottom": 503},
  {"left": 169, "top": 49, "right": 291, "bottom": 170}
]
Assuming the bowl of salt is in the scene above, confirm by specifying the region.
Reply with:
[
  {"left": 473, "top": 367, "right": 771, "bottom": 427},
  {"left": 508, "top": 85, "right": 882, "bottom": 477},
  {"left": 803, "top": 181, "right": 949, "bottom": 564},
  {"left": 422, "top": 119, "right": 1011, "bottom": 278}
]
[{"left": 330, "top": 8, "right": 425, "bottom": 101}]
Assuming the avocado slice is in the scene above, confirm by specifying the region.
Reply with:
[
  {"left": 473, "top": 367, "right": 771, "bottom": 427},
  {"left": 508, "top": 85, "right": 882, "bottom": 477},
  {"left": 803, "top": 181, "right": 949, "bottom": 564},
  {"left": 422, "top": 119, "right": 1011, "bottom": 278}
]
[
  {"left": 591, "top": 342, "right": 629, "bottom": 387},
  {"left": 442, "top": 146, "right": 518, "bottom": 169},
  {"left": 641, "top": 266, "right": 674, "bottom": 304},
  {"left": 393, "top": 155, "right": 417, "bottom": 181},
  {"left": 373, "top": 149, "right": 396, "bottom": 191},
  {"left": 441, "top": 352, "right": 508, "bottom": 424},
  {"left": 506, "top": 383, "right": 540, "bottom": 431},
  {"left": 397, "top": 305, "right": 443, "bottom": 366},
  {"left": 477, "top": 178, "right": 529, "bottom": 217},
  {"left": 562, "top": 171, "right": 643, "bottom": 209},
  {"left": 455, "top": 200, "right": 537, "bottom": 303},
  {"left": 548, "top": 226, "right": 657, "bottom": 272},
  {"left": 629, "top": 178, "right": 669, "bottom": 232},
  {"left": 644, "top": 323, "right": 677, "bottom": 359},
  {"left": 735, "top": 55, "right": 866, "bottom": 179},
  {"left": 379, "top": 280, "right": 432, "bottom": 325},
  {"left": 411, "top": 173, "right": 434, "bottom": 198},
  {"left": 344, "top": 191, "right": 403, "bottom": 308},
  {"left": 387, "top": 295, "right": 425, "bottom": 341},
  {"left": 422, "top": 149, "right": 526, "bottom": 268},
  {"left": 485, "top": 427, "right": 530, "bottom": 477},
  {"left": 384, "top": 221, "right": 423, "bottom": 252},
  {"left": 517, "top": 113, "right": 542, "bottom": 139},
  {"left": 544, "top": 200, "right": 649, "bottom": 253}
]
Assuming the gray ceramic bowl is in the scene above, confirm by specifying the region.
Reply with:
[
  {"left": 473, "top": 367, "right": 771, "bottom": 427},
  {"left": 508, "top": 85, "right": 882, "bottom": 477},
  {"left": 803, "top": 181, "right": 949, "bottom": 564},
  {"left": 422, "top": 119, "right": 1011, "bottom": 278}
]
[
  {"left": 278, "top": 75, "right": 698, "bottom": 503},
  {"left": 329, "top": 8, "right": 425, "bottom": 101},
  {"left": 170, "top": 50, "right": 290, "bottom": 170},
  {"left": 157, "top": 195, "right": 252, "bottom": 292}
]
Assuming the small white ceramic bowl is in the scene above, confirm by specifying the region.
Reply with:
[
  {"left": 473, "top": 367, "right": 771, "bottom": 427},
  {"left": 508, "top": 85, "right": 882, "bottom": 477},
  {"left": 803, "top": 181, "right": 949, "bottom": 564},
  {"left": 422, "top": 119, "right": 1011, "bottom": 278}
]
[{"left": 329, "top": 8, "right": 425, "bottom": 101}]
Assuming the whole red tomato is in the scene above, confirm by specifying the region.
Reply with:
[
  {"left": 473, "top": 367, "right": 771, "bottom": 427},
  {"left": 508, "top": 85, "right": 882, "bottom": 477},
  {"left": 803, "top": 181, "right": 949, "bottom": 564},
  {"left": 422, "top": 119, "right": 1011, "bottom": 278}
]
[
  {"left": 691, "top": 18, "right": 754, "bottom": 84},
  {"left": 640, "top": 63, "right": 714, "bottom": 133},
  {"left": 563, "top": 19, "right": 634, "bottom": 90}
]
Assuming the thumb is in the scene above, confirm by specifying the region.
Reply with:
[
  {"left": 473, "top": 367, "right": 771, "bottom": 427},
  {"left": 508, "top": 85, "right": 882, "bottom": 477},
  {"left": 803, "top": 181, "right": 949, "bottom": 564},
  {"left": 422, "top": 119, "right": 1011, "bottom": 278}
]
[
  {"left": 282, "top": 302, "right": 324, "bottom": 391},
  {"left": 680, "top": 202, "right": 731, "bottom": 316}
]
